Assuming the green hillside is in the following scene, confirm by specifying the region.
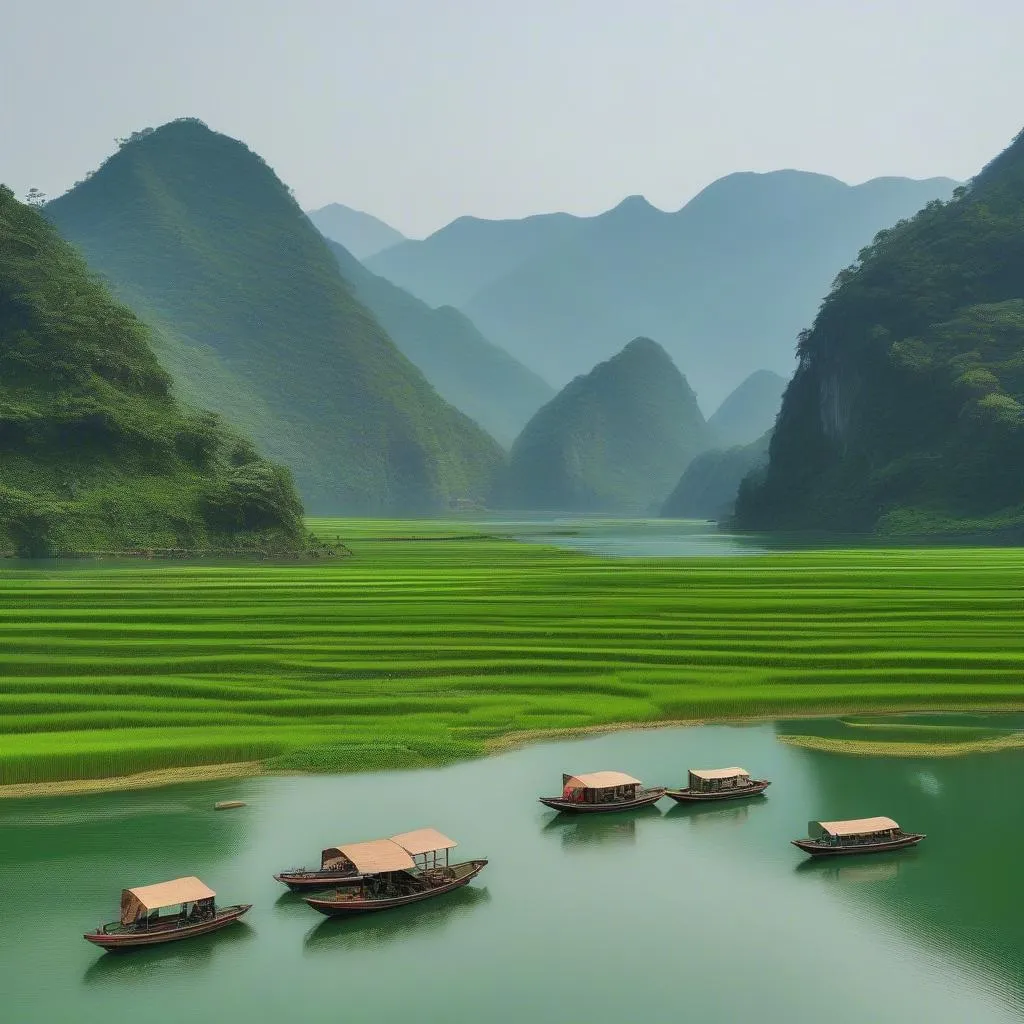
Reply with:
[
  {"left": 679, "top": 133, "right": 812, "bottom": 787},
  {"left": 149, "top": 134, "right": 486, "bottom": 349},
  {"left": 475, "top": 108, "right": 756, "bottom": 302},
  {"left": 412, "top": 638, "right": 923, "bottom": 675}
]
[
  {"left": 707, "top": 370, "right": 786, "bottom": 447},
  {"left": 0, "top": 185, "right": 305, "bottom": 556},
  {"left": 735, "top": 129, "right": 1024, "bottom": 535},
  {"left": 502, "top": 337, "right": 709, "bottom": 512},
  {"left": 305, "top": 202, "right": 405, "bottom": 259},
  {"left": 661, "top": 432, "right": 770, "bottom": 521},
  {"left": 46, "top": 119, "right": 504, "bottom": 514},
  {"left": 326, "top": 239, "right": 552, "bottom": 445}
]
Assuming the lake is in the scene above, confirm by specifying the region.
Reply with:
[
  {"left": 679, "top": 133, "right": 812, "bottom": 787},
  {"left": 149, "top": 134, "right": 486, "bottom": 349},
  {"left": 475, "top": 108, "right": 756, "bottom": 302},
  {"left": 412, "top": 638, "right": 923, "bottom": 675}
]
[{"left": 2, "top": 719, "right": 1022, "bottom": 1023}]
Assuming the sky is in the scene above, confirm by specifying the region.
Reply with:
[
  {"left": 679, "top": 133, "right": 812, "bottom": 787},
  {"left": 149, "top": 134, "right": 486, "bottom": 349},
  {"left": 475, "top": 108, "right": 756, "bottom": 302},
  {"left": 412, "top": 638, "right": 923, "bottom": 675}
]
[{"left": 2, "top": 0, "right": 1024, "bottom": 238}]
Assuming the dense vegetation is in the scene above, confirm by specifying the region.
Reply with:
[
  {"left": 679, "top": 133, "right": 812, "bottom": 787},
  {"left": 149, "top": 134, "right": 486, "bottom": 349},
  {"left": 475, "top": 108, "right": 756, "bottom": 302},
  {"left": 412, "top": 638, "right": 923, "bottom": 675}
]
[
  {"left": 502, "top": 338, "right": 708, "bottom": 512},
  {"left": 370, "top": 176, "right": 955, "bottom": 405},
  {"left": 661, "top": 432, "right": 770, "bottom": 521},
  {"left": 707, "top": 370, "right": 785, "bottom": 447},
  {"left": 326, "top": 239, "right": 552, "bottom": 445},
  {"left": 737, "top": 128, "right": 1024, "bottom": 535},
  {"left": 0, "top": 185, "right": 306, "bottom": 556},
  {"left": 46, "top": 119, "right": 503, "bottom": 514},
  {"left": 3, "top": 519, "right": 1024, "bottom": 786},
  {"left": 306, "top": 202, "right": 405, "bottom": 259}
]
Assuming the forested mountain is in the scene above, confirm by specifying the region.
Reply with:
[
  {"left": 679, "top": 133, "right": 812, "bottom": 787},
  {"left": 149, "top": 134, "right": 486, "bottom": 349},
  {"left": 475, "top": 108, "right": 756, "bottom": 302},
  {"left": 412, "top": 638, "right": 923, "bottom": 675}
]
[
  {"left": 368, "top": 175, "right": 955, "bottom": 408},
  {"left": 707, "top": 370, "right": 786, "bottom": 447},
  {"left": 735, "top": 129, "right": 1024, "bottom": 535},
  {"left": 325, "top": 239, "right": 552, "bottom": 445},
  {"left": 306, "top": 203, "right": 404, "bottom": 259},
  {"left": 46, "top": 119, "right": 504, "bottom": 514},
  {"left": 0, "top": 186, "right": 305, "bottom": 555},
  {"left": 501, "top": 338, "right": 709, "bottom": 513},
  {"left": 661, "top": 432, "right": 770, "bottom": 522}
]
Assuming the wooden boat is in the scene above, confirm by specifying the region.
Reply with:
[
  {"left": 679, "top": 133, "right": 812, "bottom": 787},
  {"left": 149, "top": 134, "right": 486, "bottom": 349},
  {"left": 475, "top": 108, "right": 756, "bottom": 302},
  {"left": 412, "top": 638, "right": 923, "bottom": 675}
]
[
  {"left": 303, "top": 830, "right": 488, "bottom": 918},
  {"left": 538, "top": 771, "right": 666, "bottom": 813},
  {"left": 84, "top": 876, "right": 251, "bottom": 951},
  {"left": 791, "top": 816, "right": 926, "bottom": 857},
  {"left": 275, "top": 826, "right": 460, "bottom": 890},
  {"left": 665, "top": 767, "right": 771, "bottom": 803}
]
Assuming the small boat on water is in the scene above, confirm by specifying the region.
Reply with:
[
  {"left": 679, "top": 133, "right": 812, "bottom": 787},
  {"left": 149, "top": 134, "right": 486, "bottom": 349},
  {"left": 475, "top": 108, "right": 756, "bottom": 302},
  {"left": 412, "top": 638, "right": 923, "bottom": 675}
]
[
  {"left": 84, "top": 876, "right": 251, "bottom": 951},
  {"left": 304, "top": 829, "right": 487, "bottom": 918},
  {"left": 538, "top": 771, "right": 666, "bottom": 813},
  {"left": 665, "top": 767, "right": 771, "bottom": 803},
  {"left": 791, "top": 817, "right": 926, "bottom": 858}
]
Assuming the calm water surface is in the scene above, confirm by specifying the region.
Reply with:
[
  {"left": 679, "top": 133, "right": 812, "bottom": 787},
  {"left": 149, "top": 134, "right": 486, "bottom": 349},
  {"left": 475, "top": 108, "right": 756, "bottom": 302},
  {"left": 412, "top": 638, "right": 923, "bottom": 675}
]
[{"left": 2, "top": 720, "right": 1022, "bottom": 1023}]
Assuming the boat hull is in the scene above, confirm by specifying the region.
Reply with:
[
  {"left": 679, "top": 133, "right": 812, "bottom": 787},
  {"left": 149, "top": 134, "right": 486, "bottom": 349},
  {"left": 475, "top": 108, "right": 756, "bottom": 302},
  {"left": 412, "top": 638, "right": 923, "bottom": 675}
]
[
  {"left": 664, "top": 780, "right": 771, "bottom": 803},
  {"left": 791, "top": 834, "right": 926, "bottom": 857},
  {"left": 304, "top": 860, "right": 488, "bottom": 917},
  {"left": 274, "top": 869, "right": 364, "bottom": 891},
  {"left": 84, "top": 905, "right": 251, "bottom": 951},
  {"left": 538, "top": 788, "right": 666, "bottom": 813}
]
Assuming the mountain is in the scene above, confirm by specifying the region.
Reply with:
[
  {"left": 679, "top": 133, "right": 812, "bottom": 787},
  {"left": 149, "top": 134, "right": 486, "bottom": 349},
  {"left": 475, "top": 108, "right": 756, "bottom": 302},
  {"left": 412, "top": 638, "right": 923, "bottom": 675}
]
[
  {"left": 735, "top": 129, "right": 1024, "bottom": 535},
  {"left": 325, "top": 238, "right": 553, "bottom": 445},
  {"left": 661, "top": 432, "right": 770, "bottom": 521},
  {"left": 367, "top": 175, "right": 957, "bottom": 408},
  {"left": 366, "top": 210, "right": 586, "bottom": 308},
  {"left": 0, "top": 185, "right": 305, "bottom": 556},
  {"left": 501, "top": 337, "right": 709, "bottom": 513},
  {"left": 46, "top": 119, "right": 504, "bottom": 514},
  {"left": 707, "top": 370, "right": 787, "bottom": 447},
  {"left": 305, "top": 203, "right": 404, "bottom": 259}
]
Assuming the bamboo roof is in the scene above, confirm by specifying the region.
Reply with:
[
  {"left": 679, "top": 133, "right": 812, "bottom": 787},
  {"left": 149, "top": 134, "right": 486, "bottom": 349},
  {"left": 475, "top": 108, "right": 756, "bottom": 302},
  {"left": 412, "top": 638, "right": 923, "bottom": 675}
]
[
  {"left": 689, "top": 767, "right": 749, "bottom": 780},
  {"left": 391, "top": 828, "right": 458, "bottom": 855},
  {"left": 322, "top": 839, "right": 415, "bottom": 874},
  {"left": 120, "top": 877, "right": 214, "bottom": 924},
  {"left": 564, "top": 771, "right": 640, "bottom": 790},
  {"left": 812, "top": 816, "right": 899, "bottom": 837}
]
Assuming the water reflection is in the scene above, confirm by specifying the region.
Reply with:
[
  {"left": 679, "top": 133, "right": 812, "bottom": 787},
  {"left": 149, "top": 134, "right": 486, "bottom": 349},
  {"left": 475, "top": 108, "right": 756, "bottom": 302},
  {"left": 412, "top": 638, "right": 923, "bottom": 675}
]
[
  {"left": 664, "top": 800, "right": 761, "bottom": 828},
  {"left": 540, "top": 804, "right": 661, "bottom": 848},
  {"left": 82, "top": 922, "right": 256, "bottom": 986},
  {"left": 794, "top": 854, "right": 907, "bottom": 884},
  {"left": 302, "top": 886, "right": 491, "bottom": 954}
]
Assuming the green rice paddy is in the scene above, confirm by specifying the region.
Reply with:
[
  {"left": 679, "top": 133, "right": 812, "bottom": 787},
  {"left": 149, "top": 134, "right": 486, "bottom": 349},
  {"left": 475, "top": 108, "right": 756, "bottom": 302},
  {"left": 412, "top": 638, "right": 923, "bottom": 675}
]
[{"left": 2, "top": 518, "right": 1024, "bottom": 787}]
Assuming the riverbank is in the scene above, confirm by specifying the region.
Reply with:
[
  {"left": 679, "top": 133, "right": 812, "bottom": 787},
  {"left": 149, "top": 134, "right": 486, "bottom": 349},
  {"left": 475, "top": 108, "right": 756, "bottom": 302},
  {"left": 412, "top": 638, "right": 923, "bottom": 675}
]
[{"left": 2, "top": 518, "right": 1024, "bottom": 792}]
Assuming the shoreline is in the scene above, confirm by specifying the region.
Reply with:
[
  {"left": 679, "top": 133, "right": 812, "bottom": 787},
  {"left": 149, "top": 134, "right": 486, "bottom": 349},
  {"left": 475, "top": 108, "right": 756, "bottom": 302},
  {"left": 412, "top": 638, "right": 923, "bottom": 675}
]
[{"left": 5, "top": 702, "right": 1024, "bottom": 799}]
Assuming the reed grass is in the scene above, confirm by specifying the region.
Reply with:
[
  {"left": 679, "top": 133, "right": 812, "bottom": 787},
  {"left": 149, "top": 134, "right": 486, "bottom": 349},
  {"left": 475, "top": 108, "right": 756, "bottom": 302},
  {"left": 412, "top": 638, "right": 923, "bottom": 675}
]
[{"left": 2, "top": 520, "right": 1024, "bottom": 786}]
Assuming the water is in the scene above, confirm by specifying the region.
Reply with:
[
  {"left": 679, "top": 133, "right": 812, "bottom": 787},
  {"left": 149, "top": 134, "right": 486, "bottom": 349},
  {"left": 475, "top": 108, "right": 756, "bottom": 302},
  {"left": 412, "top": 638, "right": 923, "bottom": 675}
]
[{"left": 3, "top": 719, "right": 1022, "bottom": 1023}]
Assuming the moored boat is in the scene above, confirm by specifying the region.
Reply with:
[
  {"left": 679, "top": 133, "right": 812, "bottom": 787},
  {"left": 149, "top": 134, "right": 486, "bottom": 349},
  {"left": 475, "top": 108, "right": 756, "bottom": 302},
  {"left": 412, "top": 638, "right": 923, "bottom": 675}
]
[
  {"left": 303, "top": 831, "right": 487, "bottom": 918},
  {"left": 84, "top": 876, "right": 251, "bottom": 951},
  {"left": 665, "top": 767, "right": 770, "bottom": 803},
  {"left": 538, "top": 771, "right": 666, "bottom": 813},
  {"left": 791, "top": 816, "right": 925, "bottom": 857}
]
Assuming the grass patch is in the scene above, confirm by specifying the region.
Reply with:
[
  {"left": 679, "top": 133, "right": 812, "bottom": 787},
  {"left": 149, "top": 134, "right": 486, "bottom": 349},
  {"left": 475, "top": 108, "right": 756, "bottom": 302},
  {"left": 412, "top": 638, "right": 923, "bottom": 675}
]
[{"left": 2, "top": 519, "right": 1024, "bottom": 787}]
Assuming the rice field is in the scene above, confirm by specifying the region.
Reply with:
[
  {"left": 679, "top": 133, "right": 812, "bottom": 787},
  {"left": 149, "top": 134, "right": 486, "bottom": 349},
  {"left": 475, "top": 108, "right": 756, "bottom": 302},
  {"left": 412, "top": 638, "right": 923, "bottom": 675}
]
[{"left": 2, "top": 519, "right": 1024, "bottom": 787}]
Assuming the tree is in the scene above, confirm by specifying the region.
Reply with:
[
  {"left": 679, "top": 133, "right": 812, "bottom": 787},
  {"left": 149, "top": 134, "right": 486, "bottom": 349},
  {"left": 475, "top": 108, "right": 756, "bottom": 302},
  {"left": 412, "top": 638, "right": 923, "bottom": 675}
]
[{"left": 25, "top": 188, "right": 46, "bottom": 207}]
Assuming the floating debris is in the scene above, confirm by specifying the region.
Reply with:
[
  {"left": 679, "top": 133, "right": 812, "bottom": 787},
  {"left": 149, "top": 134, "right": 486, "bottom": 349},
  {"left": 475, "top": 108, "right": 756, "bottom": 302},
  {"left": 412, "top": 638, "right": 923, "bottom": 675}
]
[{"left": 214, "top": 800, "right": 246, "bottom": 811}]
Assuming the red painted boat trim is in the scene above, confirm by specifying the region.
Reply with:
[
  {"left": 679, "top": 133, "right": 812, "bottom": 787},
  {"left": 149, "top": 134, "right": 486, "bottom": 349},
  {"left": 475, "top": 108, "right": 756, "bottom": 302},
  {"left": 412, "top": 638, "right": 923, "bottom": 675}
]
[{"left": 537, "top": 788, "right": 666, "bottom": 813}]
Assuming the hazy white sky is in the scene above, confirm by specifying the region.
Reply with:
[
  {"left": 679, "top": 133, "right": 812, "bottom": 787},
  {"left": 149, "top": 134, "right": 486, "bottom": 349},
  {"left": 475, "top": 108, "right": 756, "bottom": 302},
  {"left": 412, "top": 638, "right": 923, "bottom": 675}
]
[{"left": 3, "top": 0, "right": 1023, "bottom": 237}]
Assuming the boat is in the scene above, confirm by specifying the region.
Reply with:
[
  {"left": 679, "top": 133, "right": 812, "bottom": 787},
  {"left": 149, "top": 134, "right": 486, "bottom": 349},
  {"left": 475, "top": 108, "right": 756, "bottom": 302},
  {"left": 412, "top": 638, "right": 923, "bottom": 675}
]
[
  {"left": 84, "top": 876, "right": 251, "bottom": 951},
  {"left": 275, "top": 826, "right": 461, "bottom": 890},
  {"left": 665, "top": 767, "right": 771, "bottom": 803},
  {"left": 304, "top": 831, "right": 488, "bottom": 918},
  {"left": 791, "top": 816, "right": 926, "bottom": 857},
  {"left": 538, "top": 771, "right": 666, "bottom": 813}
]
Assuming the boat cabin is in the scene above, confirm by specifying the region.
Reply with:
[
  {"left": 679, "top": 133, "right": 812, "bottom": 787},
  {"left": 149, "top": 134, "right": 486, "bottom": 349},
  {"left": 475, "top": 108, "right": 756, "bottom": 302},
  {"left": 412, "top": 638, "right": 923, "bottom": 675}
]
[
  {"left": 391, "top": 828, "right": 459, "bottom": 871},
  {"left": 687, "top": 767, "right": 752, "bottom": 794},
  {"left": 320, "top": 839, "right": 416, "bottom": 878},
  {"left": 119, "top": 876, "right": 216, "bottom": 930},
  {"left": 808, "top": 816, "right": 901, "bottom": 847},
  {"left": 561, "top": 771, "right": 641, "bottom": 805}
]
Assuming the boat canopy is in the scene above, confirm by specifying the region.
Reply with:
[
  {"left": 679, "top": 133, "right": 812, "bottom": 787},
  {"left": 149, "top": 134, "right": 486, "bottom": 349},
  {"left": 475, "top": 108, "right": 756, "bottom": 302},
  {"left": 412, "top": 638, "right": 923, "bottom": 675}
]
[
  {"left": 120, "top": 877, "right": 215, "bottom": 925},
  {"left": 810, "top": 816, "right": 899, "bottom": 839},
  {"left": 689, "top": 767, "right": 749, "bottom": 781},
  {"left": 563, "top": 771, "right": 640, "bottom": 790},
  {"left": 391, "top": 828, "right": 458, "bottom": 855},
  {"left": 322, "top": 839, "right": 415, "bottom": 874}
]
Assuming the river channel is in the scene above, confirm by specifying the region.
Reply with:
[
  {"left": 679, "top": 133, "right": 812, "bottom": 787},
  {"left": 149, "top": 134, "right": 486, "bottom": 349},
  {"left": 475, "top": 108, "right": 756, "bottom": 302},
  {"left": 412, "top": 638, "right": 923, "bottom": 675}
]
[{"left": 2, "top": 719, "right": 1022, "bottom": 1023}]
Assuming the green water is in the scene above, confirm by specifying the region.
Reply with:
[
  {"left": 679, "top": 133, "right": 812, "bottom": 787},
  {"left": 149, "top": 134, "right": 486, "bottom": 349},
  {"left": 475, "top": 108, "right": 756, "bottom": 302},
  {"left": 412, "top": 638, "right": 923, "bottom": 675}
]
[{"left": 2, "top": 720, "right": 1022, "bottom": 1023}]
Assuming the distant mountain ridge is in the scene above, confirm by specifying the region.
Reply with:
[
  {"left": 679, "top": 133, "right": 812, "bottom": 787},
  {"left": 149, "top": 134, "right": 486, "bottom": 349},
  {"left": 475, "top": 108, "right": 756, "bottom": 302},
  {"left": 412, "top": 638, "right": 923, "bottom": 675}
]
[
  {"left": 305, "top": 203, "right": 405, "bottom": 258},
  {"left": 502, "top": 337, "right": 709, "bottom": 513},
  {"left": 324, "top": 238, "right": 553, "bottom": 446},
  {"left": 707, "top": 370, "right": 787, "bottom": 448},
  {"left": 368, "top": 173, "right": 957, "bottom": 408},
  {"left": 47, "top": 119, "right": 504, "bottom": 514}
]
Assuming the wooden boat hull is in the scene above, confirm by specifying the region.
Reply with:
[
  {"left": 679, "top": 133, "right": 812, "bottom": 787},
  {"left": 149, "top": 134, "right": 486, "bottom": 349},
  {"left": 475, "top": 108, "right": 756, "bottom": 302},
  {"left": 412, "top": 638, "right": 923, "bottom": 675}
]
[
  {"left": 274, "top": 869, "right": 364, "bottom": 891},
  {"left": 538, "top": 788, "right": 666, "bottom": 813},
  {"left": 791, "top": 833, "right": 926, "bottom": 858},
  {"left": 84, "top": 904, "right": 251, "bottom": 951},
  {"left": 665, "top": 780, "right": 771, "bottom": 803},
  {"left": 304, "top": 860, "right": 488, "bottom": 917}
]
